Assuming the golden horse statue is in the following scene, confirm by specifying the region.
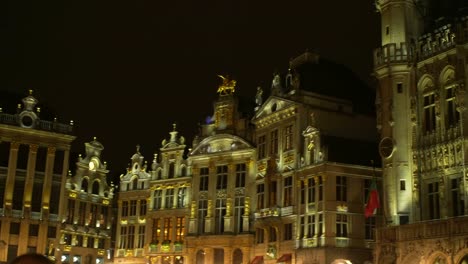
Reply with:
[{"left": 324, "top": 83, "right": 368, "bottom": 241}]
[{"left": 217, "top": 75, "right": 236, "bottom": 95}]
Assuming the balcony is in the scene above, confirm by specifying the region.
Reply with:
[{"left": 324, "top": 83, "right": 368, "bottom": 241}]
[{"left": 376, "top": 216, "right": 468, "bottom": 243}]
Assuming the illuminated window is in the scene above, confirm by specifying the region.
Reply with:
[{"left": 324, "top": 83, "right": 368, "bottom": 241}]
[
  {"left": 336, "top": 176, "right": 347, "bottom": 202},
  {"left": 336, "top": 214, "right": 348, "bottom": 237},
  {"left": 176, "top": 217, "right": 185, "bottom": 241},
  {"left": 101, "top": 206, "right": 108, "bottom": 226},
  {"left": 423, "top": 93, "right": 436, "bottom": 133},
  {"left": 199, "top": 167, "right": 209, "bottom": 191},
  {"left": 73, "top": 255, "right": 81, "bottom": 264},
  {"left": 445, "top": 85, "right": 460, "bottom": 127},
  {"left": 216, "top": 165, "right": 228, "bottom": 190},
  {"left": 153, "top": 190, "right": 162, "bottom": 210},
  {"left": 258, "top": 135, "right": 266, "bottom": 159},
  {"left": 284, "top": 125, "right": 293, "bottom": 151},
  {"left": 428, "top": 182, "right": 440, "bottom": 219},
  {"left": 234, "top": 196, "right": 244, "bottom": 233},
  {"left": 198, "top": 199, "right": 207, "bottom": 233},
  {"left": 257, "top": 184, "right": 265, "bottom": 209},
  {"left": 163, "top": 218, "right": 172, "bottom": 241},
  {"left": 235, "top": 163, "right": 246, "bottom": 188},
  {"left": 165, "top": 189, "right": 174, "bottom": 209},
  {"left": 215, "top": 198, "right": 226, "bottom": 234},
  {"left": 284, "top": 176, "right": 293, "bottom": 206},
  {"left": 270, "top": 129, "right": 279, "bottom": 155},
  {"left": 152, "top": 219, "right": 161, "bottom": 242}
]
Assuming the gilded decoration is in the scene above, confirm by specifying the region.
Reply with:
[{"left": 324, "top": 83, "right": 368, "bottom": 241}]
[{"left": 217, "top": 75, "right": 236, "bottom": 95}]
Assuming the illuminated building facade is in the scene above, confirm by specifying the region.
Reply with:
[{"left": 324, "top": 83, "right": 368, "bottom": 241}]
[
  {"left": 251, "top": 52, "right": 380, "bottom": 264},
  {"left": 373, "top": 0, "right": 468, "bottom": 263},
  {"left": 114, "top": 52, "right": 382, "bottom": 264},
  {"left": 0, "top": 91, "right": 75, "bottom": 263},
  {"left": 59, "top": 138, "right": 114, "bottom": 264},
  {"left": 115, "top": 126, "right": 191, "bottom": 264}
]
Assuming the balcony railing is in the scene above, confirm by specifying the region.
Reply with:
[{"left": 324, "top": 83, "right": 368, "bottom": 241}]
[{"left": 376, "top": 216, "right": 468, "bottom": 243}]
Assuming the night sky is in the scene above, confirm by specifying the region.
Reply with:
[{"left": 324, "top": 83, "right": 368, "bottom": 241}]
[{"left": 3, "top": 1, "right": 381, "bottom": 182}]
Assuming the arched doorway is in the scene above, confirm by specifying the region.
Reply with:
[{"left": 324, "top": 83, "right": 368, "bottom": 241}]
[
  {"left": 233, "top": 248, "right": 243, "bottom": 264},
  {"left": 460, "top": 255, "right": 468, "bottom": 264},
  {"left": 214, "top": 248, "right": 224, "bottom": 264},
  {"left": 196, "top": 250, "right": 205, "bottom": 264}
]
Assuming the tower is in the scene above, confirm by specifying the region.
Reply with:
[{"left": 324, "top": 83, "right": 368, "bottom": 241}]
[{"left": 374, "top": 0, "right": 426, "bottom": 225}]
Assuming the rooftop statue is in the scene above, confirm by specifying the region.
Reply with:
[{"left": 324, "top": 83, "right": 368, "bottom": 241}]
[{"left": 217, "top": 75, "right": 236, "bottom": 95}]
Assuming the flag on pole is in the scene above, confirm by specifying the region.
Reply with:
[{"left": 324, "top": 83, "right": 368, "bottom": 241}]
[{"left": 365, "top": 177, "right": 380, "bottom": 218}]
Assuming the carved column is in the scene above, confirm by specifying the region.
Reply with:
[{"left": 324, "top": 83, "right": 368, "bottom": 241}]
[
  {"left": 23, "top": 144, "right": 38, "bottom": 218},
  {"left": 4, "top": 142, "right": 20, "bottom": 215},
  {"left": 42, "top": 146, "right": 56, "bottom": 220}
]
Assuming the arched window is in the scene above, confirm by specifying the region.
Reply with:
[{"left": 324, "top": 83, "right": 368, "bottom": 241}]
[
  {"left": 181, "top": 166, "right": 187, "bottom": 177},
  {"left": 82, "top": 178, "right": 88, "bottom": 192},
  {"left": 92, "top": 181, "right": 99, "bottom": 195}
]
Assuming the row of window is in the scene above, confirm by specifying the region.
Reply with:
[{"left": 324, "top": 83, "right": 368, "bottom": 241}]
[
  {"left": 257, "top": 124, "right": 294, "bottom": 159},
  {"left": 197, "top": 197, "right": 245, "bottom": 234},
  {"left": 119, "top": 217, "right": 186, "bottom": 249},
  {"left": 428, "top": 177, "right": 465, "bottom": 219},
  {"left": 67, "top": 199, "right": 109, "bottom": 228},
  {"left": 7, "top": 222, "right": 56, "bottom": 238},
  {"left": 422, "top": 85, "right": 460, "bottom": 133},
  {"left": 255, "top": 214, "right": 376, "bottom": 243},
  {"left": 62, "top": 233, "right": 105, "bottom": 248},
  {"left": 122, "top": 200, "right": 147, "bottom": 217},
  {"left": 198, "top": 164, "right": 246, "bottom": 191}
]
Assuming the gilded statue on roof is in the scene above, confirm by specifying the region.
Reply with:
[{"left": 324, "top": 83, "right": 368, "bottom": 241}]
[{"left": 217, "top": 75, "right": 236, "bottom": 95}]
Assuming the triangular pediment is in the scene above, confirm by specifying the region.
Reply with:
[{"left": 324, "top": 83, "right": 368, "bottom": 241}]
[
  {"left": 252, "top": 96, "right": 297, "bottom": 123},
  {"left": 190, "top": 134, "right": 254, "bottom": 156}
]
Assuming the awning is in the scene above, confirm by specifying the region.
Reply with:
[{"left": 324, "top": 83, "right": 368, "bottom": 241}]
[
  {"left": 251, "top": 256, "right": 264, "bottom": 264},
  {"left": 277, "top": 254, "right": 292, "bottom": 263}
]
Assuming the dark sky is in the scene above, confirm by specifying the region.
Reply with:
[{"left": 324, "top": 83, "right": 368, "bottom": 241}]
[{"left": 3, "top": 1, "right": 380, "bottom": 182}]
